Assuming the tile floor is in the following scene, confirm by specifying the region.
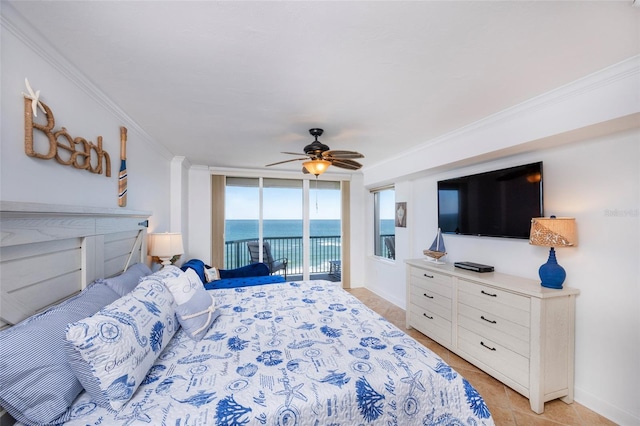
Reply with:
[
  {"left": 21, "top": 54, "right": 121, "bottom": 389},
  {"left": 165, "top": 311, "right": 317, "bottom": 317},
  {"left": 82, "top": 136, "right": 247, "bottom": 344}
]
[{"left": 346, "top": 287, "right": 617, "bottom": 426}]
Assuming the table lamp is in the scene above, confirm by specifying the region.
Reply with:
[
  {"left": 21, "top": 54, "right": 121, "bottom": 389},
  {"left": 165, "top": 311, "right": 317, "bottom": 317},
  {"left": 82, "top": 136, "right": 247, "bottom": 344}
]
[
  {"left": 529, "top": 216, "right": 577, "bottom": 289},
  {"left": 148, "top": 232, "right": 184, "bottom": 267}
]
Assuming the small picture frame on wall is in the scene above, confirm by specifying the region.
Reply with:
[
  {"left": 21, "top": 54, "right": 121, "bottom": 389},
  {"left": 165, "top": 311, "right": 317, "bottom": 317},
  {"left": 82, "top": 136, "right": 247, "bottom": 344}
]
[{"left": 395, "top": 202, "right": 407, "bottom": 228}]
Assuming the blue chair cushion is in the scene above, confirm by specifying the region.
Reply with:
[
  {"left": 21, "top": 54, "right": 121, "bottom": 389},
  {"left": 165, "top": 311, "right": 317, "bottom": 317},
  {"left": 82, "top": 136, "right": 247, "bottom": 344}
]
[
  {"left": 219, "top": 262, "right": 269, "bottom": 278},
  {"left": 181, "top": 260, "right": 270, "bottom": 284},
  {"left": 204, "top": 275, "right": 285, "bottom": 290}
]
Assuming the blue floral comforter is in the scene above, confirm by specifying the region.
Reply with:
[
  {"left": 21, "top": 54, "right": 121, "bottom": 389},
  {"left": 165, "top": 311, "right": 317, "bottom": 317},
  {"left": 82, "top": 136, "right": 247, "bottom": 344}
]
[{"left": 63, "top": 281, "right": 494, "bottom": 425}]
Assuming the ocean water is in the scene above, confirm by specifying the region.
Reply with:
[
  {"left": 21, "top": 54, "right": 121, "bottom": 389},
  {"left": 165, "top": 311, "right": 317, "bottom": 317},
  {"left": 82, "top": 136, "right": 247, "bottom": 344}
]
[{"left": 225, "top": 219, "right": 395, "bottom": 241}]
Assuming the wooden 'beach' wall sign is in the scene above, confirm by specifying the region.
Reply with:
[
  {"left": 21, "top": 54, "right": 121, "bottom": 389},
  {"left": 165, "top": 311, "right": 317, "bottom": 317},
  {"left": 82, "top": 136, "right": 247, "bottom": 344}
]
[
  {"left": 23, "top": 79, "right": 111, "bottom": 177},
  {"left": 24, "top": 99, "right": 111, "bottom": 176}
]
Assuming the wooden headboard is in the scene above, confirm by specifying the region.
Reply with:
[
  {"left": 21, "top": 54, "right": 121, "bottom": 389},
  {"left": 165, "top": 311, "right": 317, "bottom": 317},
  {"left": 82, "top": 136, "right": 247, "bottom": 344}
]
[{"left": 0, "top": 201, "right": 151, "bottom": 330}]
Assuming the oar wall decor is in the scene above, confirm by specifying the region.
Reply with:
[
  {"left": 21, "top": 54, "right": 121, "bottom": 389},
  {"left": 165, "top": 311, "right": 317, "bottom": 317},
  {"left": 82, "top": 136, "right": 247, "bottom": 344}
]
[{"left": 118, "top": 126, "right": 127, "bottom": 207}]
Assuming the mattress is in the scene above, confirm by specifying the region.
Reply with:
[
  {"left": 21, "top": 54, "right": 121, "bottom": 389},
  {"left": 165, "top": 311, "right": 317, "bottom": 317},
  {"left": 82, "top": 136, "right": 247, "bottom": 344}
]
[{"left": 60, "top": 280, "right": 494, "bottom": 425}]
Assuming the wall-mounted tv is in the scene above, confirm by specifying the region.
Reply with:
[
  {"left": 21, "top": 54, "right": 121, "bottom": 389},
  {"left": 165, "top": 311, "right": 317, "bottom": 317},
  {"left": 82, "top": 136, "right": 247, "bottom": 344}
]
[{"left": 437, "top": 162, "right": 543, "bottom": 239}]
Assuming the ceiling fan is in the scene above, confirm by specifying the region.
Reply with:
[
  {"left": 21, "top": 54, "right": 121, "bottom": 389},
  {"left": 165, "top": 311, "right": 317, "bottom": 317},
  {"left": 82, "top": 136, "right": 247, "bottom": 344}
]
[{"left": 266, "top": 128, "right": 364, "bottom": 176}]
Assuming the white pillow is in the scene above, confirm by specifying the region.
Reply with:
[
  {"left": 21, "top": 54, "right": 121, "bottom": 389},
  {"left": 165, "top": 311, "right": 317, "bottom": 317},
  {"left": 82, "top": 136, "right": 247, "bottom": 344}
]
[
  {"left": 175, "top": 291, "right": 220, "bottom": 341},
  {"left": 65, "top": 277, "right": 178, "bottom": 410},
  {"left": 164, "top": 269, "right": 218, "bottom": 341},
  {"left": 163, "top": 268, "right": 201, "bottom": 305},
  {"left": 205, "top": 266, "right": 220, "bottom": 282}
]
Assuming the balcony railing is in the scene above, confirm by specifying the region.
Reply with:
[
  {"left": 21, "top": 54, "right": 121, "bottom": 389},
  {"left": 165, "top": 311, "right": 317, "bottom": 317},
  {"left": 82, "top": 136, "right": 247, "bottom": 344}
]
[
  {"left": 224, "top": 233, "right": 395, "bottom": 274},
  {"left": 224, "top": 236, "right": 341, "bottom": 275}
]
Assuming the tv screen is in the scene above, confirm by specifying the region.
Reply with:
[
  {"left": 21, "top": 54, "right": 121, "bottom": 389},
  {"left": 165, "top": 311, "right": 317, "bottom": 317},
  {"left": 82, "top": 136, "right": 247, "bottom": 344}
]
[{"left": 438, "top": 162, "right": 543, "bottom": 239}]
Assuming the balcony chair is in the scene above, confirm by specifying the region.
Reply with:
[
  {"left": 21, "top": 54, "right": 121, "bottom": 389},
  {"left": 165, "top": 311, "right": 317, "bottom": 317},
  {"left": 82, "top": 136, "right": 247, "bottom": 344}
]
[
  {"left": 384, "top": 236, "right": 396, "bottom": 260},
  {"left": 247, "top": 241, "right": 288, "bottom": 279}
]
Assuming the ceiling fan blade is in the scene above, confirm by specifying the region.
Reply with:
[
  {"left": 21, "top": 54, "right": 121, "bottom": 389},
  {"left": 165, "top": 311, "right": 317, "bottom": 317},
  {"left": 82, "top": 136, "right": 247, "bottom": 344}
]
[
  {"left": 281, "top": 152, "right": 308, "bottom": 156},
  {"left": 324, "top": 150, "right": 364, "bottom": 159},
  {"left": 265, "top": 157, "right": 308, "bottom": 167},
  {"left": 330, "top": 158, "right": 362, "bottom": 170},
  {"left": 302, "top": 166, "right": 310, "bottom": 174}
]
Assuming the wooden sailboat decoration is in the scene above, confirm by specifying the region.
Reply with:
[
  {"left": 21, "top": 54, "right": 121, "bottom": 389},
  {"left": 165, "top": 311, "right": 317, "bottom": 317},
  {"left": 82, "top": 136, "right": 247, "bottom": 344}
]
[{"left": 423, "top": 228, "right": 447, "bottom": 264}]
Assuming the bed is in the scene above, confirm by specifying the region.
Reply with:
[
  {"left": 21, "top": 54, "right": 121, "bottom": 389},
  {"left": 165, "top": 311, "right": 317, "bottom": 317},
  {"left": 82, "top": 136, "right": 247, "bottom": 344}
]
[{"left": 0, "top": 202, "right": 494, "bottom": 426}]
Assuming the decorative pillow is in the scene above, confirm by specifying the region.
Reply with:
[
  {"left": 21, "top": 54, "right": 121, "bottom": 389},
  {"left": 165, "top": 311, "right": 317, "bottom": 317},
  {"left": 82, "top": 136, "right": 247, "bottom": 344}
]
[
  {"left": 65, "top": 277, "right": 178, "bottom": 411},
  {"left": 148, "top": 264, "right": 183, "bottom": 281},
  {"left": 174, "top": 290, "right": 220, "bottom": 341},
  {"left": 0, "top": 280, "right": 120, "bottom": 425},
  {"left": 163, "top": 268, "right": 202, "bottom": 305},
  {"left": 164, "top": 268, "right": 218, "bottom": 340},
  {"left": 180, "top": 258, "right": 207, "bottom": 284},
  {"left": 103, "top": 262, "right": 152, "bottom": 296},
  {"left": 205, "top": 266, "right": 220, "bottom": 282}
]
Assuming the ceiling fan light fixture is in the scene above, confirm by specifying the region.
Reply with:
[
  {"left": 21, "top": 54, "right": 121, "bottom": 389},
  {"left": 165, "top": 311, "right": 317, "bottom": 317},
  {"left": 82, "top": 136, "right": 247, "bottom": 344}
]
[
  {"left": 303, "top": 159, "right": 331, "bottom": 176},
  {"left": 266, "top": 128, "right": 363, "bottom": 174}
]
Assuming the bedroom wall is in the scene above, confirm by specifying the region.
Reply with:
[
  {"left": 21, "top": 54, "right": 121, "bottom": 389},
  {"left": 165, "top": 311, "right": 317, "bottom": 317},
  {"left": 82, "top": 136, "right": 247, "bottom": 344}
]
[
  {"left": 0, "top": 6, "right": 172, "bottom": 232},
  {"left": 361, "top": 58, "right": 640, "bottom": 425}
]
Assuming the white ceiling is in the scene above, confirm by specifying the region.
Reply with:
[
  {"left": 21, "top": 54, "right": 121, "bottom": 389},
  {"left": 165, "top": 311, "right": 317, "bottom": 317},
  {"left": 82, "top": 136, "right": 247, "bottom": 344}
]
[{"left": 7, "top": 1, "right": 640, "bottom": 174}]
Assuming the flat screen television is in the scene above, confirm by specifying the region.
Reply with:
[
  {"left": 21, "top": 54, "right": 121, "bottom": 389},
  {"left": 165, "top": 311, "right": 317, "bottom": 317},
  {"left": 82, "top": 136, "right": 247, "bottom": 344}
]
[{"left": 437, "top": 162, "right": 543, "bottom": 239}]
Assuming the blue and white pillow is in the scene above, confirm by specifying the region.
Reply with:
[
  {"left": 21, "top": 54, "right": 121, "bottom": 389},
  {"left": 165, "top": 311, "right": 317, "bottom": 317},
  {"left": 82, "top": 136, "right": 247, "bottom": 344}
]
[
  {"left": 163, "top": 268, "right": 202, "bottom": 305},
  {"left": 65, "top": 276, "right": 178, "bottom": 411},
  {"left": 164, "top": 268, "right": 219, "bottom": 340},
  {"left": 103, "top": 263, "right": 152, "bottom": 296},
  {"left": 0, "top": 280, "right": 120, "bottom": 425},
  {"left": 147, "top": 264, "right": 183, "bottom": 281}
]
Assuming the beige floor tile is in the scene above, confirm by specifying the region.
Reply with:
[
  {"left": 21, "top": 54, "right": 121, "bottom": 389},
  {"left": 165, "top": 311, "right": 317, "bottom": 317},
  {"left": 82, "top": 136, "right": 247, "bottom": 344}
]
[
  {"left": 512, "top": 410, "right": 566, "bottom": 426},
  {"left": 573, "top": 403, "right": 618, "bottom": 426},
  {"left": 490, "top": 406, "right": 517, "bottom": 426}
]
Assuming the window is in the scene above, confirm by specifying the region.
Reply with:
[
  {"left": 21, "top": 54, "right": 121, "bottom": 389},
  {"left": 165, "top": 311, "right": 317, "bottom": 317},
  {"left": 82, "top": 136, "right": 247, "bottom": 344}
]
[{"left": 372, "top": 187, "right": 395, "bottom": 259}]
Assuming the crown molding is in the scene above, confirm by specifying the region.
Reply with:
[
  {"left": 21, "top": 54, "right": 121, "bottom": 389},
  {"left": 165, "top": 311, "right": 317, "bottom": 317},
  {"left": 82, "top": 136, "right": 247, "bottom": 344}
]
[
  {"left": 1, "top": 3, "right": 174, "bottom": 161},
  {"left": 365, "top": 54, "right": 640, "bottom": 173}
]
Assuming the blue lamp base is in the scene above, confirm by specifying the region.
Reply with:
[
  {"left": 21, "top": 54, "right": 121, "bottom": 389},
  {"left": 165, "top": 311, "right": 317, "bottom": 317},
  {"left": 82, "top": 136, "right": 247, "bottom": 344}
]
[{"left": 538, "top": 247, "right": 566, "bottom": 289}]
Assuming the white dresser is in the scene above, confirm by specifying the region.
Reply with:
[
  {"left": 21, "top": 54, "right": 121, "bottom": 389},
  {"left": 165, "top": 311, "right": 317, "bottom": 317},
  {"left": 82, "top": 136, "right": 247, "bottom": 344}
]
[{"left": 405, "top": 259, "right": 580, "bottom": 414}]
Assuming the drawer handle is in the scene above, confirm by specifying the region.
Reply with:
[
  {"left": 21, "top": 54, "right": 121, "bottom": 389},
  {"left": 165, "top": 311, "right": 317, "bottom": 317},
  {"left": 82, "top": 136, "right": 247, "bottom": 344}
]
[
  {"left": 481, "top": 290, "right": 497, "bottom": 297},
  {"left": 423, "top": 273, "right": 434, "bottom": 279},
  {"left": 423, "top": 313, "right": 433, "bottom": 320},
  {"left": 480, "top": 341, "right": 496, "bottom": 351},
  {"left": 423, "top": 293, "right": 434, "bottom": 299},
  {"left": 481, "top": 315, "right": 497, "bottom": 324}
]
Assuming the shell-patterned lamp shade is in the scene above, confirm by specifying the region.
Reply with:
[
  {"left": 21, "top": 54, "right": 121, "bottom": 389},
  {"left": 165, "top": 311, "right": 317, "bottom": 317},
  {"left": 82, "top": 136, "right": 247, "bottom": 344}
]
[
  {"left": 529, "top": 216, "right": 577, "bottom": 289},
  {"left": 529, "top": 217, "right": 577, "bottom": 248}
]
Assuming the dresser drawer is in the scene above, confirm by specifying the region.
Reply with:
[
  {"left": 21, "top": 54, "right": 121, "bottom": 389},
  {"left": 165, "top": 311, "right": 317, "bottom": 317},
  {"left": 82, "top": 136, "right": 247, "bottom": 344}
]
[
  {"left": 410, "top": 266, "right": 451, "bottom": 288},
  {"left": 457, "top": 326, "right": 529, "bottom": 389},
  {"left": 458, "top": 279, "right": 530, "bottom": 328},
  {"left": 411, "top": 285, "right": 452, "bottom": 320},
  {"left": 458, "top": 303, "right": 529, "bottom": 357},
  {"left": 410, "top": 279, "right": 452, "bottom": 315},
  {"left": 410, "top": 307, "right": 452, "bottom": 347}
]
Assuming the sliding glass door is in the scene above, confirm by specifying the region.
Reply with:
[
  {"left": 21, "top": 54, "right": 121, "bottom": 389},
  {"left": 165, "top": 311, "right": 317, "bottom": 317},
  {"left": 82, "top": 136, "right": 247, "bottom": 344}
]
[
  {"left": 224, "top": 177, "right": 259, "bottom": 269},
  {"left": 309, "top": 180, "right": 342, "bottom": 280},
  {"left": 263, "top": 178, "right": 303, "bottom": 276},
  {"left": 223, "top": 176, "right": 342, "bottom": 281}
]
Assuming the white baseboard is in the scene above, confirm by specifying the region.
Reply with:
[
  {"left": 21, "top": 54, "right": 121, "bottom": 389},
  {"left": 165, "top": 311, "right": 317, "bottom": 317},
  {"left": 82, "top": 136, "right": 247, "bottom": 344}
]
[
  {"left": 363, "top": 284, "right": 405, "bottom": 312},
  {"left": 575, "top": 387, "right": 639, "bottom": 426}
]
